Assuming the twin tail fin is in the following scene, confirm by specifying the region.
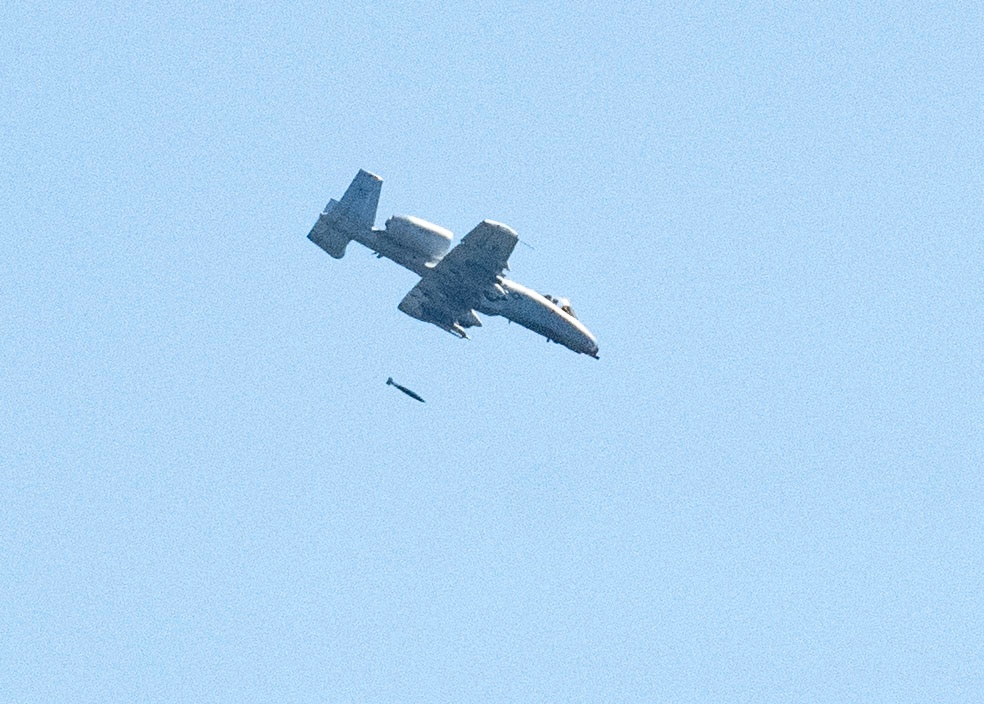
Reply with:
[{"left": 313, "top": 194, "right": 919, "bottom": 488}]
[{"left": 308, "top": 169, "right": 382, "bottom": 258}]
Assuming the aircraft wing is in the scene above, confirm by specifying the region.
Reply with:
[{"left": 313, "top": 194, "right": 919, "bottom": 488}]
[{"left": 397, "top": 220, "right": 518, "bottom": 335}]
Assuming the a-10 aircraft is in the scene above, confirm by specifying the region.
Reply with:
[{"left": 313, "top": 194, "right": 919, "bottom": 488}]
[{"left": 307, "top": 170, "right": 599, "bottom": 358}]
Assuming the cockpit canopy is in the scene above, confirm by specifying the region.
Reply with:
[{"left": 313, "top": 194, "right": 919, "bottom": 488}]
[{"left": 543, "top": 294, "right": 577, "bottom": 319}]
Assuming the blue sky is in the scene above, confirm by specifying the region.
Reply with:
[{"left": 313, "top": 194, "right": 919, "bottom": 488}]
[{"left": 3, "top": 2, "right": 982, "bottom": 701}]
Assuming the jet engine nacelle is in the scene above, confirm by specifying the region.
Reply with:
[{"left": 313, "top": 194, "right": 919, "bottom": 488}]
[{"left": 383, "top": 215, "right": 453, "bottom": 261}]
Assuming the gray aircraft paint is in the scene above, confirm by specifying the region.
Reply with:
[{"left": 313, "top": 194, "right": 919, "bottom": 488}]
[{"left": 308, "top": 170, "right": 599, "bottom": 358}]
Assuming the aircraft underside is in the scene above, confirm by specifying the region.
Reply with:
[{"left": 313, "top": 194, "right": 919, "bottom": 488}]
[{"left": 308, "top": 169, "right": 599, "bottom": 358}]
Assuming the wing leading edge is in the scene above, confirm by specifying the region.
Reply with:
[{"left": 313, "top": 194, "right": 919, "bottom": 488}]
[{"left": 398, "top": 220, "right": 518, "bottom": 337}]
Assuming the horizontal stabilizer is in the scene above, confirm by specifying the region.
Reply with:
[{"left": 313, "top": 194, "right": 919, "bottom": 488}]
[
  {"left": 308, "top": 206, "right": 350, "bottom": 258},
  {"left": 307, "top": 170, "right": 382, "bottom": 258}
]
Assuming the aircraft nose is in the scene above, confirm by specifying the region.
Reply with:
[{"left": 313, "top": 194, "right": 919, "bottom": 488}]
[
  {"left": 577, "top": 329, "right": 599, "bottom": 358},
  {"left": 577, "top": 326, "right": 599, "bottom": 358}
]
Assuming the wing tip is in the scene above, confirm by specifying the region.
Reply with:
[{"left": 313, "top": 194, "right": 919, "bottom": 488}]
[{"left": 480, "top": 220, "right": 519, "bottom": 238}]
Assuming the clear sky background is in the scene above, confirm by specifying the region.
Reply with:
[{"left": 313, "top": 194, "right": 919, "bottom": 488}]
[{"left": 3, "top": 2, "right": 982, "bottom": 701}]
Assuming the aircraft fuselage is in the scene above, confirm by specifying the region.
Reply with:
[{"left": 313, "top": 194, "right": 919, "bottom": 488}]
[
  {"left": 477, "top": 279, "right": 598, "bottom": 357},
  {"left": 350, "top": 226, "right": 598, "bottom": 358}
]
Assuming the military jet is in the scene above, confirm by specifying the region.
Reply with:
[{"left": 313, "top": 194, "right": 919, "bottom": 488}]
[{"left": 307, "top": 170, "right": 599, "bottom": 358}]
